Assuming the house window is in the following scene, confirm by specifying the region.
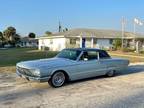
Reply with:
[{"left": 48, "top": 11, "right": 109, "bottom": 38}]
[
  {"left": 110, "top": 39, "right": 113, "bottom": 44},
  {"left": 93, "top": 39, "right": 97, "bottom": 44},
  {"left": 50, "top": 39, "right": 53, "bottom": 44},
  {"left": 70, "top": 39, "right": 76, "bottom": 44},
  {"left": 24, "top": 42, "right": 26, "bottom": 46}
]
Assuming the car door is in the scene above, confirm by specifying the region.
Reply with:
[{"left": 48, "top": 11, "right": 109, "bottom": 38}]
[
  {"left": 71, "top": 51, "right": 107, "bottom": 80},
  {"left": 98, "top": 50, "right": 113, "bottom": 73}
]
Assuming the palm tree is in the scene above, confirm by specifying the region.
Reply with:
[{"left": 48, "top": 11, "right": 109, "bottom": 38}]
[
  {"left": 3, "top": 26, "right": 16, "bottom": 41},
  {"left": 3, "top": 26, "right": 20, "bottom": 46}
]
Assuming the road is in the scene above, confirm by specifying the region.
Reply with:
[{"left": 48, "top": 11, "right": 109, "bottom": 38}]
[{"left": 0, "top": 63, "right": 144, "bottom": 108}]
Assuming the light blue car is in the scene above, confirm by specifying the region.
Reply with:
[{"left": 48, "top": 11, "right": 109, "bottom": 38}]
[{"left": 16, "top": 48, "right": 129, "bottom": 87}]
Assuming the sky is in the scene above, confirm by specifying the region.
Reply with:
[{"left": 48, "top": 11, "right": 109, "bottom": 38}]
[{"left": 0, "top": 0, "right": 144, "bottom": 36}]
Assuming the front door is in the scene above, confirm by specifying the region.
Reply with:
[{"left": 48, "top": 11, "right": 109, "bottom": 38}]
[
  {"left": 82, "top": 38, "right": 86, "bottom": 48},
  {"left": 71, "top": 51, "right": 107, "bottom": 80}
]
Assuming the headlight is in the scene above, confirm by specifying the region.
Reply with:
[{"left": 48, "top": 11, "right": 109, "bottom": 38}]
[{"left": 30, "top": 69, "right": 41, "bottom": 77}]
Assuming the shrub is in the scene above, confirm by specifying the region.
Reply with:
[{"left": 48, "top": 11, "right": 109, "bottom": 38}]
[
  {"left": 112, "top": 38, "right": 122, "bottom": 50},
  {"left": 122, "top": 47, "right": 135, "bottom": 52}
]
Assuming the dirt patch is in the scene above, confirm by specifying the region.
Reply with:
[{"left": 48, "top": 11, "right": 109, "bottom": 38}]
[{"left": 0, "top": 66, "right": 16, "bottom": 73}]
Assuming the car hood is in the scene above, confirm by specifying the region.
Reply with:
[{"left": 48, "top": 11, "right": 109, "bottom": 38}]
[{"left": 16, "top": 57, "right": 76, "bottom": 69}]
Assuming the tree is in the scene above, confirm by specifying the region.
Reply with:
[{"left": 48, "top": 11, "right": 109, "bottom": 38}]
[
  {"left": 28, "top": 32, "right": 36, "bottom": 38},
  {"left": 0, "top": 31, "right": 3, "bottom": 41},
  {"left": 65, "top": 28, "right": 68, "bottom": 31},
  {"left": 14, "top": 34, "right": 21, "bottom": 42},
  {"left": 45, "top": 31, "right": 52, "bottom": 36},
  {"left": 0, "top": 31, "right": 3, "bottom": 47},
  {"left": 63, "top": 28, "right": 68, "bottom": 32},
  {"left": 113, "top": 38, "right": 122, "bottom": 50},
  {"left": 3, "top": 26, "right": 20, "bottom": 46},
  {"left": 3, "top": 26, "right": 16, "bottom": 42}
]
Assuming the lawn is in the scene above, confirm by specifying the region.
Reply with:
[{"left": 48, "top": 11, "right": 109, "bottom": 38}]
[{"left": 0, "top": 48, "right": 58, "bottom": 67}]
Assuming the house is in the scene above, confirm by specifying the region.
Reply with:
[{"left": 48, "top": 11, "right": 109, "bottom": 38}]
[
  {"left": 38, "top": 28, "right": 144, "bottom": 51},
  {"left": 17, "top": 37, "right": 38, "bottom": 47}
]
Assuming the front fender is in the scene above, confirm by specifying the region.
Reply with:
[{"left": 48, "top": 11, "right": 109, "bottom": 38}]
[{"left": 50, "top": 68, "right": 71, "bottom": 80}]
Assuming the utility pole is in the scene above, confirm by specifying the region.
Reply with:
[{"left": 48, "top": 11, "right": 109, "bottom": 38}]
[
  {"left": 121, "top": 17, "right": 126, "bottom": 50},
  {"left": 59, "top": 21, "right": 62, "bottom": 32},
  {"left": 134, "top": 22, "right": 136, "bottom": 51}
]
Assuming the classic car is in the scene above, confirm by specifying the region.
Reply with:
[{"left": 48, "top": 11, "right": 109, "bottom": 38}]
[{"left": 16, "top": 48, "right": 129, "bottom": 87}]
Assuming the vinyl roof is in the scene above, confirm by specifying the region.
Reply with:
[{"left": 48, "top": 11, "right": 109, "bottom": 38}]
[{"left": 64, "top": 48, "right": 104, "bottom": 52}]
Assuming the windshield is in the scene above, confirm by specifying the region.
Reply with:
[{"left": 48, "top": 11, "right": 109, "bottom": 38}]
[{"left": 56, "top": 49, "right": 81, "bottom": 60}]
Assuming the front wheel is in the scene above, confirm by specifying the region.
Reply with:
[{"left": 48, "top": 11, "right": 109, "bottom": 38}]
[{"left": 48, "top": 71, "right": 65, "bottom": 88}]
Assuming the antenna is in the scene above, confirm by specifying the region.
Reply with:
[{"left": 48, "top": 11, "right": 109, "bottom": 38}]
[{"left": 59, "top": 21, "right": 62, "bottom": 32}]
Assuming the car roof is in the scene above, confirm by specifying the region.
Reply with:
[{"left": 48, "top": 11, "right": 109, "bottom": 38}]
[{"left": 64, "top": 48, "right": 106, "bottom": 52}]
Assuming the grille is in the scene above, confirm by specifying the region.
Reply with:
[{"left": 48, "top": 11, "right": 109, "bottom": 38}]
[{"left": 17, "top": 66, "right": 34, "bottom": 77}]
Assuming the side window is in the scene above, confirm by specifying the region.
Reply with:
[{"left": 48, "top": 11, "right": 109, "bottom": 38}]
[
  {"left": 88, "top": 51, "right": 98, "bottom": 60},
  {"left": 80, "top": 51, "right": 98, "bottom": 61},
  {"left": 80, "top": 51, "right": 88, "bottom": 61},
  {"left": 99, "top": 51, "right": 110, "bottom": 59}
]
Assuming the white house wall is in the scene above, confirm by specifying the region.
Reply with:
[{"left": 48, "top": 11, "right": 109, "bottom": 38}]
[
  {"left": 65, "top": 38, "right": 80, "bottom": 48},
  {"left": 96, "top": 39, "right": 111, "bottom": 49},
  {"left": 39, "top": 38, "right": 66, "bottom": 51},
  {"left": 53, "top": 38, "right": 66, "bottom": 51},
  {"left": 38, "top": 37, "right": 113, "bottom": 51}
]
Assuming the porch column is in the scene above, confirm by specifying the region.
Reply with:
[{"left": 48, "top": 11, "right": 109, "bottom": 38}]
[
  {"left": 125, "top": 39, "right": 128, "bottom": 47},
  {"left": 91, "top": 38, "right": 94, "bottom": 48},
  {"left": 136, "top": 41, "right": 140, "bottom": 53},
  {"left": 80, "top": 37, "right": 82, "bottom": 48}
]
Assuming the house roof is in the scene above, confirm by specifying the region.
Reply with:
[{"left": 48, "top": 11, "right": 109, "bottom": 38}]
[
  {"left": 21, "top": 37, "right": 38, "bottom": 42},
  {"left": 39, "top": 28, "right": 144, "bottom": 39}
]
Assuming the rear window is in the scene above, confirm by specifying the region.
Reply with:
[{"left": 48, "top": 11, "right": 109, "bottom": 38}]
[{"left": 99, "top": 51, "right": 110, "bottom": 59}]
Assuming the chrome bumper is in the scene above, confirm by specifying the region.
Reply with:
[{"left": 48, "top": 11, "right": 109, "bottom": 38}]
[{"left": 16, "top": 70, "right": 51, "bottom": 82}]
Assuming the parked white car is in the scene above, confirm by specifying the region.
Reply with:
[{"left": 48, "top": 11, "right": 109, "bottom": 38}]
[{"left": 16, "top": 48, "right": 129, "bottom": 87}]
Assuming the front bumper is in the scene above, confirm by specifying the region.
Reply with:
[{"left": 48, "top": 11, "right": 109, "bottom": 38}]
[{"left": 16, "top": 70, "right": 51, "bottom": 82}]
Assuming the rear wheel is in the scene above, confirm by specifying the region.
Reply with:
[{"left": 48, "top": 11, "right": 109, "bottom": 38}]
[
  {"left": 48, "top": 71, "right": 65, "bottom": 88},
  {"left": 106, "top": 70, "right": 115, "bottom": 77}
]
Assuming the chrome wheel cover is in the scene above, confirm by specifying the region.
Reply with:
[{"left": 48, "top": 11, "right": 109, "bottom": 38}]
[{"left": 52, "top": 72, "right": 65, "bottom": 87}]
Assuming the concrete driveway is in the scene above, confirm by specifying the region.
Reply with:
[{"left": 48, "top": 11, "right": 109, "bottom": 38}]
[{"left": 0, "top": 63, "right": 144, "bottom": 108}]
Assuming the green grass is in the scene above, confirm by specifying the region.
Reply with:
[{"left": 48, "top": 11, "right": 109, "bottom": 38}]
[{"left": 0, "top": 48, "right": 59, "bottom": 67}]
